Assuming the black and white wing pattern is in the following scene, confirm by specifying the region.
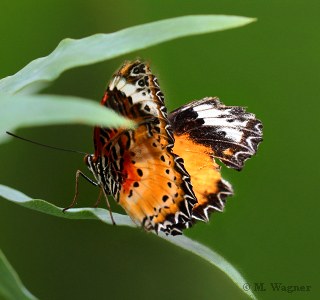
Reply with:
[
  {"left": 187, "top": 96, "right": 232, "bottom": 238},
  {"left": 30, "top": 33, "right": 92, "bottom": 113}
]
[{"left": 169, "top": 97, "right": 263, "bottom": 171}]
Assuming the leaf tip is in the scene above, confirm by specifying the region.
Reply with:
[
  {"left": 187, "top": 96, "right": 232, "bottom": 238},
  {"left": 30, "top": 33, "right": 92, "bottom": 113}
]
[
  {"left": 124, "top": 120, "right": 137, "bottom": 129},
  {"left": 249, "top": 17, "right": 258, "bottom": 23},
  {"left": 234, "top": 16, "right": 257, "bottom": 27}
]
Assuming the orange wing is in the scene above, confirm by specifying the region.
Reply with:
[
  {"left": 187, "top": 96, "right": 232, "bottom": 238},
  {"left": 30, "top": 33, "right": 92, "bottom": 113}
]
[
  {"left": 85, "top": 61, "right": 197, "bottom": 235},
  {"left": 115, "top": 125, "right": 195, "bottom": 235},
  {"left": 172, "top": 134, "right": 233, "bottom": 221},
  {"left": 169, "top": 97, "right": 263, "bottom": 221}
]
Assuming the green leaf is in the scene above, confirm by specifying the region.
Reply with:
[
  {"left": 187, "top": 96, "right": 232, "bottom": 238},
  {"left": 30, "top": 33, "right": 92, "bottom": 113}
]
[
  {"left": 0, "top": 184, "right": 256, "bottom": 299},
  {"left": 0, "top": 184, "right": 134, "bottom": 227},
  {"left": 0, "top": 15, "right": 256, "bottom": 96},
  {"left": 160, "top": 235, "right": 257, "bottom": 299},
  {"left": 0, "top": 249, "right": 38, "bottom": 300},
  {"left": 0, "top": 95, "right": 134, "bottom": 143}
]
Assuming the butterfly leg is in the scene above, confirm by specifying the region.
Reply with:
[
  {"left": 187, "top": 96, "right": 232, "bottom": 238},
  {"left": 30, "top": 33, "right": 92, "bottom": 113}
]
[
  {"left": 94, "top": 188, "right": 103, "bottom": 208},
  {"left": 100, "top": 187, "right": 116, "bottom": 226},
  {"left": 63, "top": 170, "right": 99, "bottom": 213}
]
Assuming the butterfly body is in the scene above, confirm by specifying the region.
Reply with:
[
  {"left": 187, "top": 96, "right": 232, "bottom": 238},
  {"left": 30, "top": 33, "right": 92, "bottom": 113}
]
[{"left": 85, "top": 61, "right": 263, "bottom": 235}]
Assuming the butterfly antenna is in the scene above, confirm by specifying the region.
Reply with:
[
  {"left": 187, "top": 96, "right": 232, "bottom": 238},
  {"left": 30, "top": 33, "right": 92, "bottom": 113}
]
[{"left": 6, "top": 131, "right": 87, "bottom": 155}]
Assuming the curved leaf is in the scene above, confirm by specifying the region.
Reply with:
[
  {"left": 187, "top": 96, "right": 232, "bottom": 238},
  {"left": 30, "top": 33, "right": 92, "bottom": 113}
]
[
  {"left": 160, "top": 234, "right": 257, "bottom": 299},
  {"left": 0, "top": 184, "right": 256, "bottom": 299},
  {"left": 0, "top": 249, "right": 38, "bottom": 300},
  {"left": 0, "top": 184, "right": 134, "bottom": 227},
  {"left": 0, "top": 95, "right": 134, "bottom": 143},
  {"left": 0, "top": 15, "right": 256, "bottom": 96}
]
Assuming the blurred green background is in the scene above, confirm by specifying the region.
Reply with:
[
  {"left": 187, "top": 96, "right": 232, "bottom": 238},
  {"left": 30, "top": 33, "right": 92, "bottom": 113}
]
[{"left": 0, "top": 1, "right": 319, "bottom": 300}]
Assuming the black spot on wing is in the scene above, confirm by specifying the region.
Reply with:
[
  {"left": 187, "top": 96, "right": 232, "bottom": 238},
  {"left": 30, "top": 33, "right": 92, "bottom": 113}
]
[
  {"left": 162, "top": 195, "right": 169, "bottom": 202},
  {"left": 137, "top": 169, "right": 143, "bottom": 177}
]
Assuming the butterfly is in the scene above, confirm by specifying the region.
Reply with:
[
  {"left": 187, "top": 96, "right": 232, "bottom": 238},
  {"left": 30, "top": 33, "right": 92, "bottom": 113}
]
[{"left": 76, "top": 61, "right": 263, "bottom": 235}]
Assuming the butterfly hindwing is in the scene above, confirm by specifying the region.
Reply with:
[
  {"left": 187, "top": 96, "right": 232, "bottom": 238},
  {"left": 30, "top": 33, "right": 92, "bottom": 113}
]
[
  {"left": 172, "top": 134, "right": 234, "bottom": 221},
  {"left": 114, "top": 125, "right": 196, "bottom": 235},
  {"left": 168, "top": 97, "right": 263, "bottom": 221}
]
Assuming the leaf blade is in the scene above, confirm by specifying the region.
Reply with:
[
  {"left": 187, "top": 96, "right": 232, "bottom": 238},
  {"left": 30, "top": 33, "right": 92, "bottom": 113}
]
[
  {"left": 160, "top": 234, "right": 257, "bottom": 299},
  {"left": 0, "top": 15, "right": 256, "bottom": 95},
  {"left": 0, "top": 249, "right": 38, "bottom": 300},
  {"left": 1, "top": 184, "right": 256, "bottom": 299},
  {"left": 0, "top": 95, "right": 134, "bottom": 143},
  {"left": 0, "top": 184, "right": 134, "bottom": 227}
]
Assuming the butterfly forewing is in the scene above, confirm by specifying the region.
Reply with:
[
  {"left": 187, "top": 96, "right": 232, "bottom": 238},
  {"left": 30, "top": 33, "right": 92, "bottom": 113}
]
[
  {"left": 169, "top": 97, "right": 263, "bottom": 171},
  {"left": 86, "top": 61, "right": 197, "bottom": 235}
]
